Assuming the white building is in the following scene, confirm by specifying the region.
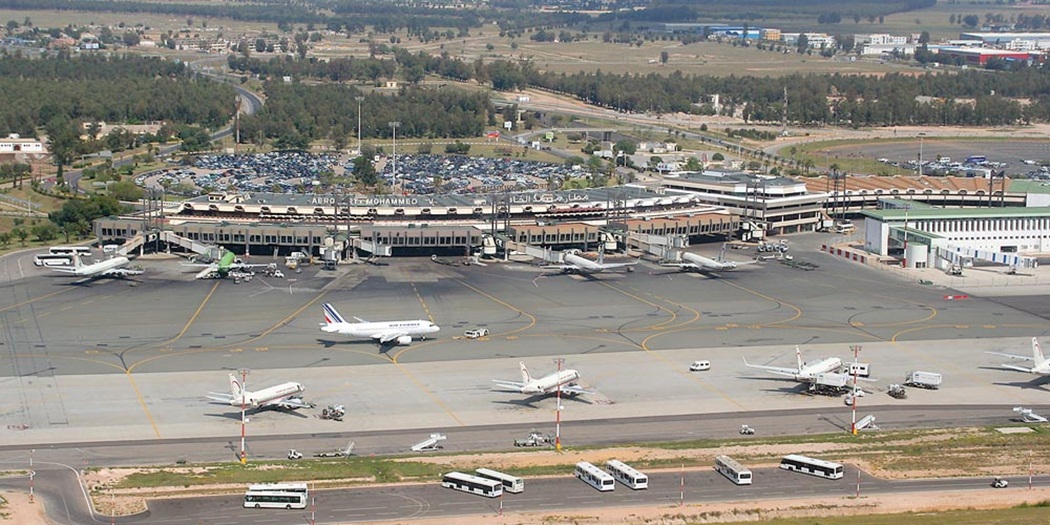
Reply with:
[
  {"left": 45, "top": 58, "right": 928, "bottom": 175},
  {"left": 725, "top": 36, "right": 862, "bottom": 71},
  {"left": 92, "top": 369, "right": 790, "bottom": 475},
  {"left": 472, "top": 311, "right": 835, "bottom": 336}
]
[
  {"left": 858, "top": 34, "right": 907, "bottom": 45},
  {"left": 0, "top": 134, "right": 44, "bottom": 153}
]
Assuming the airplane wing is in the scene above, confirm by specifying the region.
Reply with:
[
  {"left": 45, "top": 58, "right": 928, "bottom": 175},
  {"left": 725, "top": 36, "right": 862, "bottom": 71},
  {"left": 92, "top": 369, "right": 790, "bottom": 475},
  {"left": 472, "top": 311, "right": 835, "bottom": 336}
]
[
  {"left": 263, "top": 396, "right": 313, "bottom": 409},
  {"left": 985, "top": 351, "right": 1034, "bottom": 361},
  {"left": 205, "top": 392, "right": 235, "bottom": 404},
  {"left": 47, "top": 266, "right": 79, "bottom": 274},
  {"left": 741, "top": 357, "right": 798, "bottom": 377},
  {"left": 599, "top": 261, "right": 638, "bottom": 269},
  {"left": 660, "top": 262, "right": 701, "bottom": 271},
  {"left": 372, "top": 331, "right": 408, "bottom": 344},
  {"left": 491, "top": 379, "right": 525, "bottom": 391},
  {"left": 1000, "top": 364, "right": 1036, "bottom": 373}
]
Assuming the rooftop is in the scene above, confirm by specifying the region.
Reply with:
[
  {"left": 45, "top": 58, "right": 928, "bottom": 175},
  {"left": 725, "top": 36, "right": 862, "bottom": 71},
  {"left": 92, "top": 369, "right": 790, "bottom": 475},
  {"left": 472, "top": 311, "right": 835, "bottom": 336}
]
[{"left": 862, "top": 206, "right": 1050, "bottom": 220}]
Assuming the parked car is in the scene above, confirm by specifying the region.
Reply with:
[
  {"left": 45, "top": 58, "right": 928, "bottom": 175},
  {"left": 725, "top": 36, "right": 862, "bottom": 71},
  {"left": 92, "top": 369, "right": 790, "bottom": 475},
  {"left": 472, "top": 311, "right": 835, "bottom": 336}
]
[
  {"left": 689, "top": 360, "right": 711, "bottom": 372},
  {"left": 464, "top": 328, "right": 489, "bottom": 339}
]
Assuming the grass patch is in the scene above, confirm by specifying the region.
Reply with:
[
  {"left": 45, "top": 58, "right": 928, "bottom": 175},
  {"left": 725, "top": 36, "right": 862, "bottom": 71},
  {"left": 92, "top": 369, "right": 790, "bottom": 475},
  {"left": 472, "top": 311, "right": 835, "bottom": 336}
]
[{"left": 729, "top": 505, "right": 1050, "bottom": 525}]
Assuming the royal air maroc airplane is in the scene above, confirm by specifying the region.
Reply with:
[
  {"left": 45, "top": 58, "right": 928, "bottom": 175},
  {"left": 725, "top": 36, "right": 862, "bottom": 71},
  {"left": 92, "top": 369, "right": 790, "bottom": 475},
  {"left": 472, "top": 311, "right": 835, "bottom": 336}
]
[
  {"left": 492, "top": 361, "right": 594, "bottom": 396},
  {"left": 543, "top": 248, "right": 638, "bottom": 275},
  {"left": 206, "top": 373, "right": 311, "bottom": 410},
  {"left": 319, "top": 303, "right": 440, "bottom": 346},
  {"left": 48, "top": 253, "right": 143, "bottom": 283},
  {"left": 661, "top": 244, "right": 757, "bottom": 274},
  {"left": 743, "top": 347, "right": 843, "bottom": 383},
  {"left": 986, "top": 337, "right": 1050, "bottom": 376}
]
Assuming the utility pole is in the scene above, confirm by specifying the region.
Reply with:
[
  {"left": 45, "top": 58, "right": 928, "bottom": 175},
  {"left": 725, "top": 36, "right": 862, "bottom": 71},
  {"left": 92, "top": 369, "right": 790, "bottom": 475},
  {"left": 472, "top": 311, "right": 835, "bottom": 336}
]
[
  {"left": 239, "top": 368, "right": 249, "bottom": 465},
  {"left": 388, "top": 121, "right": 401, "bottom": 195},
  {"left": 850, "top": 345, "right": 861, "bottom": 435},
  {"left": 554, "top": 357, "right": 564, "bottom": 452}
]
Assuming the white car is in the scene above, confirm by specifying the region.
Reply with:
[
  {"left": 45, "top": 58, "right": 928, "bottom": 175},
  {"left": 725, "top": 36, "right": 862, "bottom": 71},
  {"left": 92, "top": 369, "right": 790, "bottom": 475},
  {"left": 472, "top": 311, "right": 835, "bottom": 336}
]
[
  {"left": 689, "top": 360, "right": 711, "bottom": 372},
  {"left": 464, "top": 328, "right": 489, "bottom": 339}
]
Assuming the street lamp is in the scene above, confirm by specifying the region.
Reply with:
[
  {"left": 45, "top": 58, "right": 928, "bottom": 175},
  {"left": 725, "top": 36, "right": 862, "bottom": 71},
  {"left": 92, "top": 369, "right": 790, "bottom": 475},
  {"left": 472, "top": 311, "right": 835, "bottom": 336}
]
[
  {"left": 917, "top": 132, "right": 926, "bottom": 176},
  {"left": 238, "top": 368, "right": 250, "bottom": 465},
  {"left": 355, "top": 96, "right": 364, "bottom": 156},
  {"left": 388, "top": 121, "right": 401, "bottom": 194}
]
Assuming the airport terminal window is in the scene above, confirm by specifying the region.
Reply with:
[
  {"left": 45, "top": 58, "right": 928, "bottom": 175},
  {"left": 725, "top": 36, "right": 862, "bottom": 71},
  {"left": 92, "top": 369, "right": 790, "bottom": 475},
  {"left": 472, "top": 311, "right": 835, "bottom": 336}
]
[{"left": 280, "top": 236, "right": 291, "bottom": 244}]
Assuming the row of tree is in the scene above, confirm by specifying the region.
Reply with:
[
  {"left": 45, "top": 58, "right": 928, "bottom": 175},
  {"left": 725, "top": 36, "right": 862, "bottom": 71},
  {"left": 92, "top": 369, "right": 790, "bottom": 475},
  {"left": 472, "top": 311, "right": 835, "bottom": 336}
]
[{"left": 237, "top": 83, "right": 493, "bottom": 147}]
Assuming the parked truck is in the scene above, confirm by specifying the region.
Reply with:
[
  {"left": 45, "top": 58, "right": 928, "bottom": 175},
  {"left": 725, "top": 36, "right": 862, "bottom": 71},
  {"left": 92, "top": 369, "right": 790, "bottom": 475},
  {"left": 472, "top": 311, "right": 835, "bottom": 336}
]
[{"left": 904, "top": 370, "right": 942, "bottom": 390}]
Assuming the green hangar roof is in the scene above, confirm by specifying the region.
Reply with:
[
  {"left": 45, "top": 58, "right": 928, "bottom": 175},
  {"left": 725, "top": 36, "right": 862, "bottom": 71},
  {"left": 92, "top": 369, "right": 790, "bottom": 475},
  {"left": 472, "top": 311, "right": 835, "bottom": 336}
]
[{"left": 861, "top": 206, "right": 1050, "bottom": 221}]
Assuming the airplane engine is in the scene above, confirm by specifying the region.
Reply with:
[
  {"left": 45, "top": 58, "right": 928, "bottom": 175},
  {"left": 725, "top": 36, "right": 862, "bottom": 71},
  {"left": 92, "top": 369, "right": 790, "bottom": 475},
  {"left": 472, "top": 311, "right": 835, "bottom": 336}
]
[{"left": 396, "top": 335, "right": 413, "bottom": 345}]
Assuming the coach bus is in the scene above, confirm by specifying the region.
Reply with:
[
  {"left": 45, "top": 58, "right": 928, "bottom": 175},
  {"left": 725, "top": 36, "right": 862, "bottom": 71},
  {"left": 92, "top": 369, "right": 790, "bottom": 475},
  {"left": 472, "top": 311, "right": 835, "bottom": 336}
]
[
  {"left": 715, "top": 455, "right": 753, "bottom": 485},
  {"left": 441, "top": 472, "right": 503, "bottom": 498},
  {"left": 474, "top": 467, "right": 524, "bottom": 493},
  {"left": 605, "top": 460, "right": 648, "bottom": 489},
  {"left": 574, "top": 461, "right": 615, "bottom": 491},
  {"left": 779, "top": 454, "right": 844, "bottom": 480},
  {"left": 243, "top": 482, "right": 308, "bottom": 510}
]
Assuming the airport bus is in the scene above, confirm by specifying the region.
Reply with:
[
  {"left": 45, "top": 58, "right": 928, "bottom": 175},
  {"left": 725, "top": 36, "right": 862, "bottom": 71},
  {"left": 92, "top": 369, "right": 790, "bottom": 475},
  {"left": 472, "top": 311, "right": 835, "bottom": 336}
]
[
  {"left": 474, "top": 467, "right": 524, "bottom": 494},
  {"left": 779, "top": 454, "right": 844, "bottom": 480},
  {"left": 965, "top": 155, "right": 987, "bottom": 164},
  {"left": 33, "top": 253, "right": 73, "bottom": 267},
  {"left": 715, "top": 455, "right": 753, "bottom": 485},
  {"left": 48, "top": 246, "right": 92, "bottom": 256},
  {"left": 605, "top": 460, "right": 647, "bottom": 489},
  {"left": 243, "top": 482, "right": 309, "bottom": 510},
  {"left": 441, "top": 472, "right": 503, "bottom": 498},
  {"left": 574, "top": 461, "right": 615, "bottom": 492}
]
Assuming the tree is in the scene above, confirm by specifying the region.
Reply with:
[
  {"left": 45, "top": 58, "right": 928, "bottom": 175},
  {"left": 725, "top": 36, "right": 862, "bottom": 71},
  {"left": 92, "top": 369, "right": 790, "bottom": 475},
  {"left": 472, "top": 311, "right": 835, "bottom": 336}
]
[
  {"left": 962, "top": 15, "right": 979, "bottom": 27},
  {"left": 109, "top": 179, "right": 145, "bottom": 201},
  {"left": 683, "top": 157, "right": 702, "bottom": 171},
  {"left": 0, "top": 231, "right": 10, "bottom": 246},
  {"left": 12, "top": 227, "right": 28, "bottom": 246},
  {"left": 659, "top": 51, "right": 669, "bottom": 64},
  {"left": 351, "top": 154, "right": 378, "bottom": 188},
  {"left": 45, "top": 116, "right": 81, "bottom": 186},
  {"left": 31, "top": 222, "right": 59, "bottom": 242}
]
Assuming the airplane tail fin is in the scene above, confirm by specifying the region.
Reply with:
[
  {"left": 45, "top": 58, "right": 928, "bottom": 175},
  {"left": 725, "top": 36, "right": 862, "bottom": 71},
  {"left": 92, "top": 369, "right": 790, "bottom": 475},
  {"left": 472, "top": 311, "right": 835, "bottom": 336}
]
[
  {"left": 322, "top": 303, "right": 347, "bottom": 326},
  {"left": 1034, "top": 337, "right": 1045, "bottom": 363},
  {"left": 719, "top": 243, "right": 727, "bottom": 262},
  {"left": 72, "top": 253, "right": 84, "bottom": 269},
  {"left": 228, "top": 373, "right": 243, "bottom": 397},
  {"left": 520, "top": 361, "right": 532, "bottom": 384},
  {"left": 597, "top": 245, "right": 605, "bottom": 266},
  {"left": 795, "top": 346, "right": 804, "bottom": 371}
]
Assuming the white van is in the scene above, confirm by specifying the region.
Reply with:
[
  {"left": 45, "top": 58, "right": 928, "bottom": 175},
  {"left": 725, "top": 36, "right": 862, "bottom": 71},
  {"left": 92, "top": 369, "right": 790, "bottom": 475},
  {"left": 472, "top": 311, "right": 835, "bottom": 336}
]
[{"left": 689, "top": 360, "right": 711, "bottom": 372}]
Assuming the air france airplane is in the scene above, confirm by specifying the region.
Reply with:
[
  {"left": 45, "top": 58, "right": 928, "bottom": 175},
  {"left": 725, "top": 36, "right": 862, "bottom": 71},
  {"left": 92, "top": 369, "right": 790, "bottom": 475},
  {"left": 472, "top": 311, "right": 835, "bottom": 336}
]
[
  {"left": 206, "top": 373, "right": 311, "bottom": 410},
  {"left": 661, "top": 244, "right": 755, "bottom": 273},
  {"left": 543, "top": 249, "right": 638, "bottom": 275},
  {"left": 492, "top": 361, "right": 593, "bottom": 396},
  {"left": 320, "top": 303, "right": 440, "bottom": 346}
]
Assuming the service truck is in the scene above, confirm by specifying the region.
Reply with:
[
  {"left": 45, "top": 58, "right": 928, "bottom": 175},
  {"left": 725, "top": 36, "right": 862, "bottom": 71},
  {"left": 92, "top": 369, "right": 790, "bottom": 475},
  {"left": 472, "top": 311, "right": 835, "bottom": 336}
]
[{"left": 904, "top": 370, "right": 942, "bottom": 389}]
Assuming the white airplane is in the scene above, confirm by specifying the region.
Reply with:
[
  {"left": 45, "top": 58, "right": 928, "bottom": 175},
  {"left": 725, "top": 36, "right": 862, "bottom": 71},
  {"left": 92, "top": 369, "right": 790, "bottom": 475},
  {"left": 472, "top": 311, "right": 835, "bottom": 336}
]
[
  {"left": 206, "top": 373, "right": 311, "bottom": 410},
  {"left": 543, "top": 248, "right": 638, "bottom": 275},
  {"left": 320, "top": 303, "right": 440, "bottom": 346},
  {"left": 743, "top": 347, "right": 843, "bottom": 383},
  {"left": 492, "top": 361, "right": 593, "bottom": 396},
  {"left": 986, "top": 337, "right": 1050, "bottom": 375},
  {"left": 48, "top": 253, "right": 143, "bottom": 282},
  {"left": 661, "top": 244, "right": 755, "bottom": 273},
  {"left": 183, "top": 252, "right": 274, "bottom": 280}
]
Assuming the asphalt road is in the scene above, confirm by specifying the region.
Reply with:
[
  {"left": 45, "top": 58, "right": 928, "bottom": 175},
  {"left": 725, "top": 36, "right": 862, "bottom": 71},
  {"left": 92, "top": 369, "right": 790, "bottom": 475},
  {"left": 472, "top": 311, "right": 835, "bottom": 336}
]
[{"left": 7, "top": 460, "right": 1046, "bottom": 525}]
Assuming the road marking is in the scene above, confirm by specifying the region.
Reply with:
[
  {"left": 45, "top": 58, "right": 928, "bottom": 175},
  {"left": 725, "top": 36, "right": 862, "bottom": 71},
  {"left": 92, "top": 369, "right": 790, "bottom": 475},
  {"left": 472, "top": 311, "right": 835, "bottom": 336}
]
[{"left": 125, "top": 371, "right": 162, "bottom": 439}]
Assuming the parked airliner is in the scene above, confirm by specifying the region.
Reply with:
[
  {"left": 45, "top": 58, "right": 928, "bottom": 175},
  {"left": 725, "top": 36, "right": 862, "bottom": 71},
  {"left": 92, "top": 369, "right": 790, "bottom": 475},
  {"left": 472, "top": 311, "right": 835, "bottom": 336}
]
[
  {"left": 320, "top": 303, "right": 440, "bottom": 345},
  {"left": 48, "top": 253, "right": 143, "bottom": 282},
  {"left": 743, "top": 347, "right": 842, "bottom": 383},
  {"left": 206, "top": 373, "right": 311, "bottom": 410},
  {"left": 987, "top": 337, "right": 1050, "bottom": 376},
  {"left": 543, "top": 249, "right": 637, "bottom": 275},
  {"left": 492, "top": 361, "right": 593, "bottom": 396},
  {"left": 661, "top": 244, "right": 755, "bottom": 273}
]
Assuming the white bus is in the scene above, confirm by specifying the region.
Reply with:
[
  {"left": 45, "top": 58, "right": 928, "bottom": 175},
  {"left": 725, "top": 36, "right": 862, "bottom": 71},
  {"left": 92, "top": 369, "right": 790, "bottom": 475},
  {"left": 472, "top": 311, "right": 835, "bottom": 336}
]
[
  {"left": 574, "top": 461, "right": 615, "bottom": 492},
  {"left": 474, "top": 467, "right": 524, "bottom": 494},
  {"left": 243, "top": 483, "right": 308, "bottom": 510},
  {"left": 779, "top": 454, "right": 844, "bottom": 480},
  {"left": 33, "top": 253, "right": 73, "bottom": 267},
  {"left": 715, "top": 455, "right": 753, "bottom": 485},
  {"left": 605, "top": 460, "right": 647, "bottom": 490},
  {"left": 441, "top": 472, "right": 503, "bottom": 498},
  {"left": 48, "top": 246, "right": 92, "bottom": 256}
]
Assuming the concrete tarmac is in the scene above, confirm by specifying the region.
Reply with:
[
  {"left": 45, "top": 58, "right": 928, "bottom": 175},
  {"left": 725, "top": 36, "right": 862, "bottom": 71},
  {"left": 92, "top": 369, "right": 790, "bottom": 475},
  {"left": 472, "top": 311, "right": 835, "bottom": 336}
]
[{"left": 0, "top": 234, "right": 1048, "bottom": 448}]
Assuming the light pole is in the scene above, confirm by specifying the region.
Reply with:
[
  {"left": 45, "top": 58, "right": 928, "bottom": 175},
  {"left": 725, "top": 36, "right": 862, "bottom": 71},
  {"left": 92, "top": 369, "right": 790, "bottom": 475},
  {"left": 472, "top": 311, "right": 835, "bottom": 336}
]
[
  {"left": 554, "top": 357, "right": 564, "bottom": 452},
  {"left": 238, "top": 368, "right": 249, "bottom": 465},
  {"left": 902, "top": 205, "right": 910, "bottom": 268},
  {"left": 917, "top": 132, "right": 926, "bottom": 176},
  {"left": 355, "top": 96, "right": 364, "bottom": 155},
  {"left": 388, "top": 121, "right": 400, "bottom": 194}
]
